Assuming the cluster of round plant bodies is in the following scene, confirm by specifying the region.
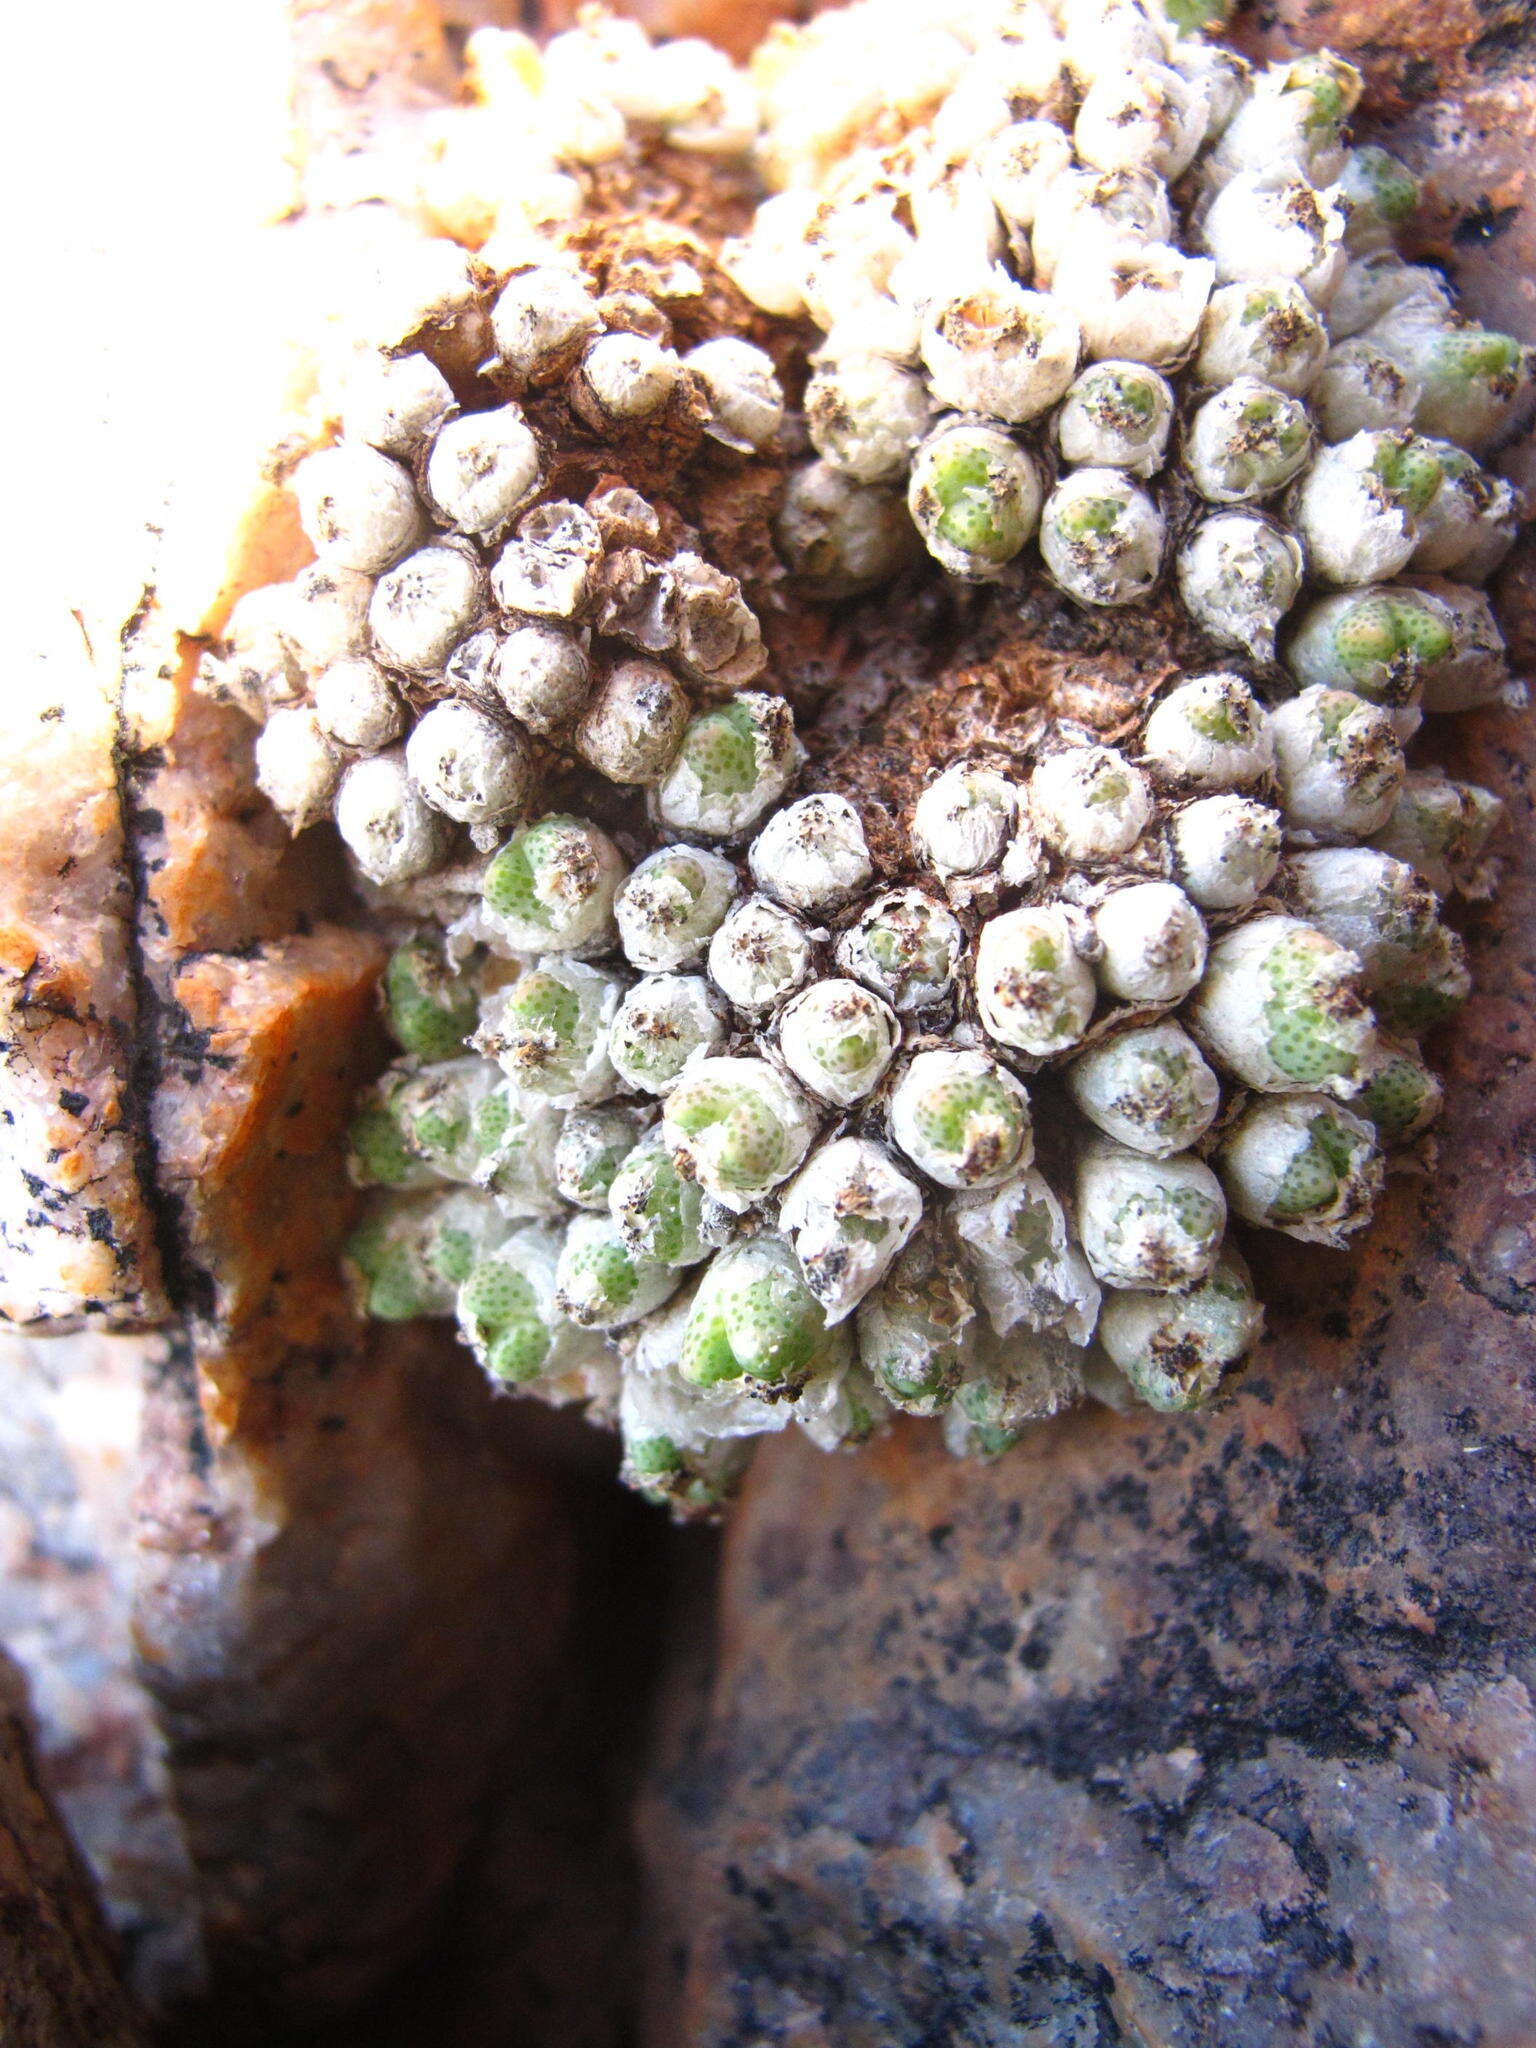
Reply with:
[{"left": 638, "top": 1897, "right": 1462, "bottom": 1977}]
[
  {"left": 202, "top": 0, "right": 1525, "bottom": 1515},
  {"left": 739, "top": 0, "right": 1532, "bottom": 651},
  {"left": 200, "top": 248, "right": 785, "bottom": 889},
  {"left": 339, "top": 658, "right": 1500, "bottom": 1514}
]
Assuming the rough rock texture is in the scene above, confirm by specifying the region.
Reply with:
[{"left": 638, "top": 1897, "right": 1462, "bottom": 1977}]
[
  {"left": 135, "top": 1319, "right": 587, "bottom": 2039},
  {"left": 0, "top": 1645, "right": 148, "bottom": 2048},
  {"left": 318, "top": 1448, "right": 678, "bottom": 2048},
  {"left": 0, "top": 1332, "right": 205, "bottom": 2010},
  {"left": 155, "top": 924, "right": 386, "bottom": 1340},
  {"left": 0, "top": 618, "right": 165, "bottom": 1333}
]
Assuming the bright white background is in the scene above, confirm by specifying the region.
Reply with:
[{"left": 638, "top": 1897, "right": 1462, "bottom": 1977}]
[{"left": 10, "top": 0, "right": 295, "bottom": 664}]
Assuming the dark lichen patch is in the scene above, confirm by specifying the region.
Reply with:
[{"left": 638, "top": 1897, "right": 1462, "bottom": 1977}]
[{"left": 1453, "top": 195, "right": 1522, "bottom": 246}]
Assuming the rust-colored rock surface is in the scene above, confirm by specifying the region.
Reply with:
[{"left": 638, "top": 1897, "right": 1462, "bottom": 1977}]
[
  {"left": 154, "top": 926, "right": 386, "bottom": 1343},
  {"left": 0, "top": 1646, "right": 147, "bottom": 2048}
]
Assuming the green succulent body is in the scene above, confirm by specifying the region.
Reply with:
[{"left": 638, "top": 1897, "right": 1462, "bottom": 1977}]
[
  {"left": 348, "top": 1098, "right": 434, "bottom": 1189},
  {"left": 680, "top": 1241, "right": 827, "bottom": 1388},
  {"left": 384, "top": 940, "right": 478, "bottom": 1059},
  {"left": 1262, "top": 929, "right": 1363, "bottom": 1088},
  {"left": 1357, "top": 1049, "right": 1440, "bottom": 1143},
  {"left": 609, "top": 1137, "right": 711, "bottom": 1267},
  {"left": 913, "top": 1072, "right": 1028, "bottom": 1181},
  {"left": 459, "top": 1254, "right": 554, "bottom": 1383},
  {"left": 684, "top": 702, "right": 759, "bottom": 796},
  {"left": 931, "top": 444, "right": 1029, "bottom": 565}
]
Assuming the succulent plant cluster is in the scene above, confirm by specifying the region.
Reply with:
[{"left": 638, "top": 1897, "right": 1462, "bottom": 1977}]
[
  {"left": 199, "top": 0, "right": 1526, "bottom": 1515},
  {"left": 740, "top": 0, "right": 1532, "bottom": 640},
  {"left": 198, "top": 254, "right": 783, "bottom": 888},
  {"left": 340, "top": 654, "right": 1500, "bottom": 1513}
]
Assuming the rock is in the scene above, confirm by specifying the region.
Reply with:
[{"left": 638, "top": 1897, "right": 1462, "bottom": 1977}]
[
  {"left": 320, "top": 1456, "right": 681, "bottom": 2048},
  {"left": 0, "top": 1331, "right": 206, "bottom": 2012},
  {"left": 133, "top": 1318, "right": 586, "bottom": 2036},
  {"left": 0, "top": 1645, "right": 148, "bottom": 2047},
  {"left": 152, "top": 923, "right": 387, "bottom": 1341},
  {"left": 1232, "top": 0, "right": 1533, "bottom": 117},
  {"left": 0, "top": 618, "right": 166, "bottom": 1333}
]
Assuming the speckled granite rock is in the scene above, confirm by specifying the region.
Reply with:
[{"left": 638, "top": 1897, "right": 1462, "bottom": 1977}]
[
  {"left": 0, "top": 619, "right": 165, "bottom": 1333},
  {"left": 638, "top": 658, "right": 1536, "bottom": 2045}
]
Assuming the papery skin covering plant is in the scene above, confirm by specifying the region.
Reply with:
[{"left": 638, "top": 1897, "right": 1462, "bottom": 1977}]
[{"left": 198, "top": 0, "right": 1527, "bottom": 1516}]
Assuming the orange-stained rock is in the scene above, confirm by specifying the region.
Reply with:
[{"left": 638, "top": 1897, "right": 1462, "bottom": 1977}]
[
  {"left": 153, "top": 926, "right": 385, "bottom": 1348},
  {"left": 131, "top": 677, "right": 345, "bottom": 965}
]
